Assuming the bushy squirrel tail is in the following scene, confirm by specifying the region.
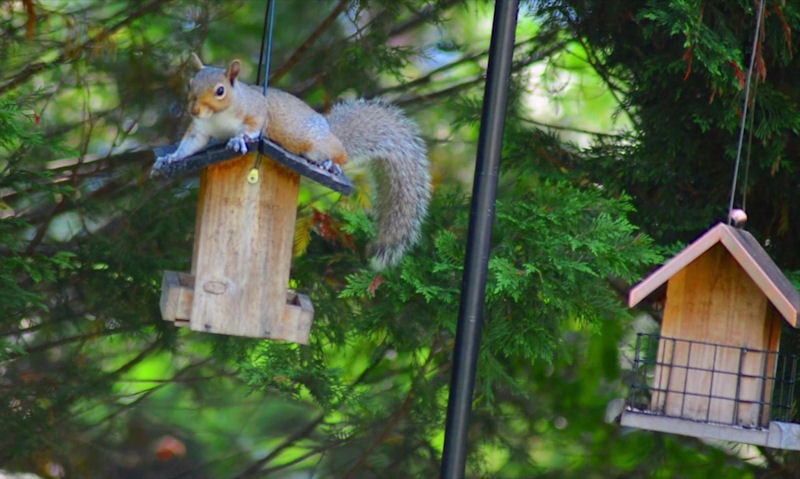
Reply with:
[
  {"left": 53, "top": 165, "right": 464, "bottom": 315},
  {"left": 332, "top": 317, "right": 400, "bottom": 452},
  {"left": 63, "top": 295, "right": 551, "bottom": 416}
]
[{"left": 326, "top": 99, "right": 431, "bottom": 270}]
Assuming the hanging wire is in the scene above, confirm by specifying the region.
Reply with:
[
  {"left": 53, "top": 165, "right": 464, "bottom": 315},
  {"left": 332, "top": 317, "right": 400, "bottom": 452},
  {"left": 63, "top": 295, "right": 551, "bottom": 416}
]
[
  {"left": 727, "top": 0, "right": 765, "bottom": 223},
  {"left": 256, "top": 0, "right": 277, "bottom": 92},
  {"left": 741, "top": 77, "right": 759, "bottom": 212},
  {"left": 250, "top": 0, "right": 277, "bottom": 183}
]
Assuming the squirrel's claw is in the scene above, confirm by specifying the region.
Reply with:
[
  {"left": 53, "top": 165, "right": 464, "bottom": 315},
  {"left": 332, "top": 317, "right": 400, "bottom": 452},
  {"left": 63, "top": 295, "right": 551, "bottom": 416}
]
[
  {"left": 226, "top": 135, "right": 249, "bottom": 153},
  {"left": 154, "top": 152, "right": 178, "bottom": 166},
  {"left": 150, "top": 153, "right": 179, "bottom": 178},
  {"left": 320, "top": 159, "right": 343, "bottom": 176}
]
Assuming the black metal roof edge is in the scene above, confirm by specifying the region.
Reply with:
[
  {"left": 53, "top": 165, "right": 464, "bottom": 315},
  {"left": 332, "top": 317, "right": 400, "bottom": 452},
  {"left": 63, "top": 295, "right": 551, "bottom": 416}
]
[{"left": 150, "top": 139, "right": 353, "bottom": 195}]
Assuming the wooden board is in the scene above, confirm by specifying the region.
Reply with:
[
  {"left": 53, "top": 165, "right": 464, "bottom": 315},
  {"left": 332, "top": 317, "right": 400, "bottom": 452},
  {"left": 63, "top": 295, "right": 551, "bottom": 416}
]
[
  {"left": 188, "top": 153, "right": 304, "bottom": 340},
  {"left": 767, "top": 421, "right": 800, "bottom": 450},
  {"left": 160, "top": 270, "right": 314, "bottom": 343},
  {"left": 621, "top": 411, "right": 769, "bottom": 445},
  {"left": 621, "top": 413, "right": 800, "bottom": 451},
  {"left": 159, "top": 270, "right": 193, "bottom": 327}
]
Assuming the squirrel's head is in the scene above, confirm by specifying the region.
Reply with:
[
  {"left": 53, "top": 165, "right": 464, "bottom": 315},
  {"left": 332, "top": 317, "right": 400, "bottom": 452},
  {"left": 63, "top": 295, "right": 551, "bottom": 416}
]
[{"left": 186, "top": 55, "right": 242, "bottom": 118}]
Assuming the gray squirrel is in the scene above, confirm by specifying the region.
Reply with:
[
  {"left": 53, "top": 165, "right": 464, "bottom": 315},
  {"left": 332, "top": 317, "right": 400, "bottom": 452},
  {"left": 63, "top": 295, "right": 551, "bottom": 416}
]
[{"left": 156, "top": 54, "right": 431, "bottom": 269}]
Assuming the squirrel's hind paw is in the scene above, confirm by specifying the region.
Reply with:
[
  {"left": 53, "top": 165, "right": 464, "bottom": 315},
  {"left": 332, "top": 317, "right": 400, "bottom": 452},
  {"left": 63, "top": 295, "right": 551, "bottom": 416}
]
[{"left": 319, "top": 159, "right": 343, "bottom": 176}]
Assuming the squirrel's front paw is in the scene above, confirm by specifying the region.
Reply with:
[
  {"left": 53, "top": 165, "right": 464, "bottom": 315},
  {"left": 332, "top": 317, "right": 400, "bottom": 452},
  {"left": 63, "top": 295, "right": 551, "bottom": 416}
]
[
  {"left": 226, "top": 135, "right": 250, "bottom": 153},
  {"left": 151, "top": 153, "right": 178, "bottom": 177},
  {"left": 155, "top": 152, "right": 178, "bottom": 166}
]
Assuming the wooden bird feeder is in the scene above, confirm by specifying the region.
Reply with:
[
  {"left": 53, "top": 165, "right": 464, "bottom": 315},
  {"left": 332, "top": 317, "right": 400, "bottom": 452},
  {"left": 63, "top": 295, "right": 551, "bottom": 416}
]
[
  {"left": 152, "top": 139, "right": 352, "bottom": 344},
  {"left": 621, "top": 222, "right": 800, "bottom": 449}
]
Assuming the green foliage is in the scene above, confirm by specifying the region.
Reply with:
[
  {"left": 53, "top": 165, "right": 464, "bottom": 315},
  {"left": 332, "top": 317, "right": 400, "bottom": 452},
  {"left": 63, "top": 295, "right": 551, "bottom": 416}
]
[
  {"left": 550, "top": 0, "right": 800, "bottom": 268},
  {"left": 639, "top": 0, "right": 745, "bottom": 90},
  {"left": 0, "top": 98, "right": 43, "bottom": 154},
  {"left": 6, "top": 0, "right": 799, "bottom": 478}
]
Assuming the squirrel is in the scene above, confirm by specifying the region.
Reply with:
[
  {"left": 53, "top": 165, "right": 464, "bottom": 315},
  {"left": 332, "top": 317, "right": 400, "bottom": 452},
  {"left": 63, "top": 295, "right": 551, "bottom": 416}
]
[{"left": 155, "top": 54, "right": 431, "bottom": 270}]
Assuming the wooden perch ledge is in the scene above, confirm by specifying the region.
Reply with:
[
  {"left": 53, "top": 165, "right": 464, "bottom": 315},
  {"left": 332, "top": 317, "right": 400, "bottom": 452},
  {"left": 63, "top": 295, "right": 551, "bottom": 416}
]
[{"left": 150, "top": 138, "right": 353, "bottom": 195}]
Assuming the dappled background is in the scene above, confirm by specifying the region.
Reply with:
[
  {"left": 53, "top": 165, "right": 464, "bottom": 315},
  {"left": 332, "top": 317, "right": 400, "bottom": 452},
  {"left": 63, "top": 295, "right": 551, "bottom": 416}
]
[{"left": 2, "top": 1, "right": 800, "bottom": 477}]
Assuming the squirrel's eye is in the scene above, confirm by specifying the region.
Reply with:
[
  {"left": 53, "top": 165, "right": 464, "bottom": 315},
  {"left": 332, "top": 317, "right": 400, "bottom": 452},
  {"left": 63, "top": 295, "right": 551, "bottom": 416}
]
[{"left": 215, "top": 85, "right": 225, "bottom": 97}]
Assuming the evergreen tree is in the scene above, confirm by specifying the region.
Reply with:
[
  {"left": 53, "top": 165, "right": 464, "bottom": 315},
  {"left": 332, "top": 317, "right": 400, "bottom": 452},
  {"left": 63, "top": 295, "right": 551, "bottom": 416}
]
[{"left": 3, "top": 1, "right": 797, "bottom": 477}]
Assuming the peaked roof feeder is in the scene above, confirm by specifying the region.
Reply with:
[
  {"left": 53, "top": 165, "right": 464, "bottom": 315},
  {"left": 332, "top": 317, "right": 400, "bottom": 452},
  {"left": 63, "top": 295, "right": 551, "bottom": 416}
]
[{"left": 622, "top": 222, "right": 800, "bottom": 450}]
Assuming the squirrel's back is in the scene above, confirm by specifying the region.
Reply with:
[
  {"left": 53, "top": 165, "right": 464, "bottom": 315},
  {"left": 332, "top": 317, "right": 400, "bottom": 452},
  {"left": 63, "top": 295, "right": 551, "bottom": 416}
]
[
  {"left": 327, "top": 99, "right": 431, "bottom": 269},
  {"left": 265, "top": 88, "right": 347, "bottom": 164}
]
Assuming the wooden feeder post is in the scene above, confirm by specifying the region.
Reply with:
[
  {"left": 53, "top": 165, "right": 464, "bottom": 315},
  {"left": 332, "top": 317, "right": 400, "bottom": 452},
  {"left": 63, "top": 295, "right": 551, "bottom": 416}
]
[{"left": 154, "top": 139, "right": 352, "bottom": 344}]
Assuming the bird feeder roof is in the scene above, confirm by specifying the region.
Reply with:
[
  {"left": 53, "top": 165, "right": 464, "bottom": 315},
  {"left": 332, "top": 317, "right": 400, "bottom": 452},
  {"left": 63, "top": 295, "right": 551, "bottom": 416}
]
[
  {"left": 629, "top": 222, "right": 800, "bottom": 328},
  {"left": 151, "top": 138, "right": 353, "bottom": 195}
]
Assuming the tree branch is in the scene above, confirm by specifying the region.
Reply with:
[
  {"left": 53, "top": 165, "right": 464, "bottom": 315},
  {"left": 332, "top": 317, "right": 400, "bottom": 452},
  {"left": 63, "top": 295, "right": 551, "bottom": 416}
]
[
  {"left": 270, "top": 0, "right": 350, "bottom": 83},
  {"left": 0, "top": 0, "right": 173, "bottom": 95},
  {"left": 340, "top": 336, "right": 442, "bottom": 478},
  {"left": 228, "top": 345, "right": 390, "bottom": 479}
]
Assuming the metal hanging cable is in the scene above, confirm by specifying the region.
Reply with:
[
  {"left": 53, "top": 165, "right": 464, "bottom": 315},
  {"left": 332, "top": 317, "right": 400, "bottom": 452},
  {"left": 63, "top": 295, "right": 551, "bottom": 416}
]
[
  {"left": 256, "top": 0, "right": 277, "bottom": 92},
  {"left": 727, "top": 0, "right": 765, "bottom": 222},
  {"left": 742, "top": 77, "right": 759, "bottom": 213},
  {"left": 249, "top": 0, "right": 277, "bottom": 183}
]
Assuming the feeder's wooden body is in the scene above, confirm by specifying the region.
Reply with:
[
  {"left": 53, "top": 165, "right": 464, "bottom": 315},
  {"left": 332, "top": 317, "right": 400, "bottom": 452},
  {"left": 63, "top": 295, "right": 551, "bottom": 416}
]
[
  {"left": 653, "top": 243, "right": 782, "bottom": 427},
  {"left": 622, "top": 223, "right": 800, "bottom": 449},
  {"left": 160, "top": 153, "right": 313, "bottom": 343}
]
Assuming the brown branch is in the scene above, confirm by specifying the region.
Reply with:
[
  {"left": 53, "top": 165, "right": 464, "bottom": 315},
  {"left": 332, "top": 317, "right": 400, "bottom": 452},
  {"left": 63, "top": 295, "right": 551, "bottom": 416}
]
[
  {"left": 756, "top": 446, "right": 791, "bottom": 479},
  {"left": 59, "top": 341, "right": 165, "bottom": 426},
  {"left": 270, "top": 0, "right": 350, "bottom": 83},
  {"left": 395, "top": 74, "right": 487, "bottom": 108},
  {"left": 84, "top": 357, "right": 216, "bottom": 429},
  {"left": 566, "top": 26, "right": 640, "bottom": 131},
  {"left": 256, "top": 446, "right": 330, "bottom": 476},
  {"left": 22, "top": 197, "right": 68, "bottom": 255},
  {"left": 229, "top": 413, "right": 328, "bottom": 479},
  {"left": 340, "top": 335, "right": 442, "bottom": 479},
  {"left": 386, "top": 0, "right": 468, "bottom": 38},
  {"left": 0, "top": 0, "right": 173, "bottom": 95},
  {"left": 107, "top": 340, "right": 162, "bottom": 377},
  {"left": 5, "top": 324, "right": 141, "bottom": 361},
  {"left": 378, "top": 36, "right": 568, "bottom": 100},
  {"left": 228, "top": 346, "right": 390, "bottom": 479},
  {"left": 340, "top": 391, "right": 414, "bottom": 479}
]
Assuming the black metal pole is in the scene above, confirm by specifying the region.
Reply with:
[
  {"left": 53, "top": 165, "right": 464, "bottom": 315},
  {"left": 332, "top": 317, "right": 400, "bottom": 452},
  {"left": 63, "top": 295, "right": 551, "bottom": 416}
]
[{"left": 440, "top": 1, "right": 519, "bottom": 478}]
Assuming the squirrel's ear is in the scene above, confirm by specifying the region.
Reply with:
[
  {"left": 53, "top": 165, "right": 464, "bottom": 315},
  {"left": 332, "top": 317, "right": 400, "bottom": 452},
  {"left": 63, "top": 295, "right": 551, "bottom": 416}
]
[
  {"left": 189, "top": 53, "right": 204, "bottom": 71},
  {"left": 226, "top": 60, "right": 242, "bottom": 84}
]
